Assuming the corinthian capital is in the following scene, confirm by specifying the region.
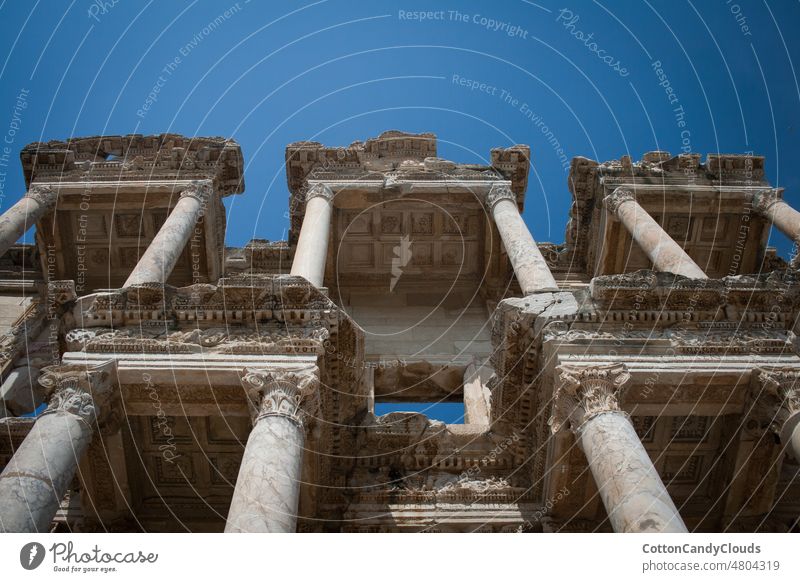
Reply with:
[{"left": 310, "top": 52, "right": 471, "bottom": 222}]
[
  {"left": 754, "top": 367, "right": 800, "bottom": 437},
  {"left": 549, "top": 363, "right": 631, "bottom": 434},
  {"left": 24, "top": 185, "right": 58, "bottom": 209},
  {"left": 485, "top": 183, "right": 516, "bottom": 210},
  {"left": 242, "top": 366, "right": 320, "bottom": 426},
  {"left": 38, "top": 360, "right": 118, "bottom": 432},
  {"left": 305, "top": 182, "right": 334, "bottom": 203},
  {"left": 603, "top": 187, "right": 636, "bottom": 215},
  {"left": 751, "top": 188, "right": 784, "bottom": 215},
  {"left": 180, "top": 180, "right": 213, "bottom": 204}
]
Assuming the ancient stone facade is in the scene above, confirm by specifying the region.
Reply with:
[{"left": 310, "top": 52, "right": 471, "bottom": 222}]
[{"left": 0, "top": 131, "right": 797, "bottom": 532}]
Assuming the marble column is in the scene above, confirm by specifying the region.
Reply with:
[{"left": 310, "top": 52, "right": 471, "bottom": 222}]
[
  {"left": 604, "top": 187, "right": 707, "bottom": 279},
  {"left": 756, "top": 368, "right": 800, "bottom": 461},
  {"left": 550, "top": 363, "right": 688, "bottom": 533},
  {"left": 123, "top": 180, "right": 212, "bottom": 287},
  {"left": 0, "top": 186, "right": 57, "bottom": 258},
  {"left": 225, "top": 367, "right": 319, "bottom": 533},
  {"left": 486, "top": 183, "right": 558, "bottom": 294},
  {"left": 752, "top": 189, "right": 800, "bottom": 264},
  {"left": 290, "top": 183, "right": 334, "bottom": 288},
  {"left": 0, "top": 361, "right": 116, "bottom": 532}
]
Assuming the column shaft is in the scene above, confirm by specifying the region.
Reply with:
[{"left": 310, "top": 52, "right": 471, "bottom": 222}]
[
  {"left": 225, "top": 368, "right": 317, "bottom": 533},
  {"left": 552, "top": 363, "right": 687, "bottom": 533},
  {"left": 0, "top": 410, "right": 93, "bottom": 532},
  {"left": 789, "top": 418, "right": 800, "bottom": 461},
  {"left": 225, "top": 414, "right": 304, "bottom": 533},
  {"left": 580, "top": 412, "right": 688, "bottom": 533},
  {"left": 488, "top": 184, "right": 558, "bottom": 294},
  {"left": 123, "top": 181, "right": 210, "bottom": 287},
  {"left": 0, "top": 187, "right": 57, "bottom": 258},
  {"left": 605, "top": 188, "right": 707, "bottom": 279},
  {"left": 290, "top": 184, "right": 333, "bottom": 288}
]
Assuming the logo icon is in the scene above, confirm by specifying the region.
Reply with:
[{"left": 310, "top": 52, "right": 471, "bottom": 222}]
[
  {"left": 20, "top": 542, "right": 45, "bottom": 570},
  {"left": 389, "top": 235, "right": 412, "bottom": 292}
]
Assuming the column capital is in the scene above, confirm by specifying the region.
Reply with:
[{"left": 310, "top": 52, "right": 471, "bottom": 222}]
[
  {"left": 38, "top": 360, "right": 118, "bottom": 432},
  {"left": 603, "top": 187, "right": 636, "bottom": 215},
  {"left": 549, "top": 363, "right": 631, "bottom": 433},
  {"left": 750, "top": 188, "right": 784, "bottom": 215},
  {"left": 753, "top": 367, "right": 800, "bottom": 439},
  {"left": 485, "top": 183, "right": 516, "bottom": 210},
  {"left": 242, "top": 366, "right": 320, "bottom": 427},
  {"left": 179, "top": 180, "right": 213, "bottom": 204},
  {"left": 305, "top": 182, "right": 334, "bottom": 203},
  {"left": 23, "top": 184, "right": 58, "bottom": 210}
]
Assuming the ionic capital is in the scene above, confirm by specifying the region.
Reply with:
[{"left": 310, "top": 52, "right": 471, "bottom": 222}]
[
  {"left": 754, "top": 367, "right": 800, "bottom": 437},
  {"left": 305, "top": 182, "right": 334, "bottom": 203},
  {"left": 603, "top": 187, "right": 636, "bottom": 215},
  {"left": 180, "top": 180, "right": 213, "bottom": 204},
  {"left": 549, "top": 363, "right": 631, "bottom": 434},
  {"left": 242, "top": 366, "right": 320, "bottom": 427},
  {"left": 485, "top": 183, "right": 516, "bottom": 211},
  {"left": 23, "top": 185, "right": 58, "bottom": 210},
  {"left": 750, "top": 188, "right": 784, "bottom": 215},
  {"left": 38, "top": 360, "right": 118, "bottom": 432}
]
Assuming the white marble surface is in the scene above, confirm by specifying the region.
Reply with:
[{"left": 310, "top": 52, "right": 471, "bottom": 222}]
[
  {"left": 224, "top": 414, "right": 304, "bottom": 533},
  {"left": 491, "top": 197, "right": 559, "bottom": 294},
  {"left": 579, "top": 411, "right": 688, "bottom": 533},
  {"left": 0, "top": 410, "right": 93, "bottom": 532}
]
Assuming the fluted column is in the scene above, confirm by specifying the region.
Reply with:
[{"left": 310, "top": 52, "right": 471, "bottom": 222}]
[
  {"left": 756, "top": 368, "right": 800, "bottom": 461},
  {"left": 486, "top": 183, "right": 558, "bottom": 294},
  {"left": 290, "top": 183, "right": 334, "bottom": 288},
  {"left": 123, "top": 180, "right": 212, "bottom": 287},
  {"left": 752, "top": 189, "right": 800, "bottom": 265},
  {"left": 225, "top": 367, "right": 319, "bottom": 533},
  {"left": 550, "top": 363, "right": 687, "bottom": 533},
  {"left": 0, "top": 185, "right": 57, "bottom": 258},
  {"left": 604, "top": 187, "right": 707, "bottom": 279},
  {"left": 0, "top": 361, "right": 117, "bottom": 532}
]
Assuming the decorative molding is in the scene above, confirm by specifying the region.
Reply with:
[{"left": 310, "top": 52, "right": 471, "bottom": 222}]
[
  {"left": 67, "top": 325, "right": 329, "bottom": 355},
  {"left": 38, "top": 360, "right": 118, "bottom": 432},
  {"left": 24, "top": 184, "right": 58, "bottom": 209},
  {"left": 751, "top": 188, "right": 784, "bottom": 215},
  {"left": 305, "top": 182, "right": 334, "bottom": 203},
  {"left": 179, "top": 180, "right": 213, "bottom": 204},
  {"left": 755, "top": 367, "right": 800, "bottom": 440},
  {"left": 602, "top": 187, "right": 636, "bottom": 215},
  {"left": 485, "top": 183, "right": 516, "bottom": 210},
  {"left": 242, "top": 366, "right": 320, "bottom": 427},
  {"left": 549, "top": 363, "right": 631, "bottom": 433}
]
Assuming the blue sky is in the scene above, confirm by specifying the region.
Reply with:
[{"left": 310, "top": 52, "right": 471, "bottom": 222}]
[{"left": 1, "top": 1, "right": 799, "bottom": 257}]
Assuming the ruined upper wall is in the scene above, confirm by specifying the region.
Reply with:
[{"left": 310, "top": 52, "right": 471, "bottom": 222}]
[
  {"left": 20, "top": 133, "right": 244, "bottom": 196},
  {"left": 284, "top": 130, "right": 530, "bottom": 245}
]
